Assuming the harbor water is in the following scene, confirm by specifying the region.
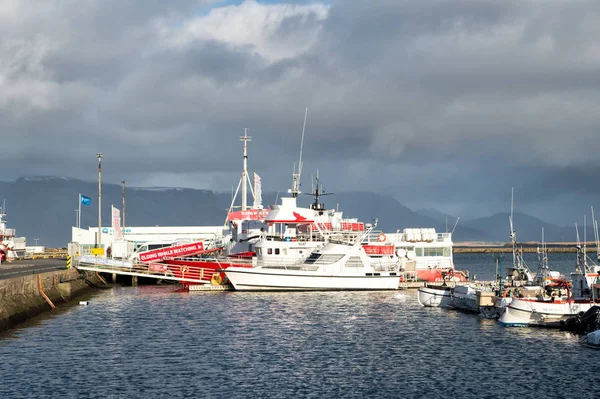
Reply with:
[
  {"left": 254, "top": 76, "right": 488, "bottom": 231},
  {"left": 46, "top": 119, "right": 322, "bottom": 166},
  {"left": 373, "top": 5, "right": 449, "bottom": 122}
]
[{"left": 1, "top": 253, "right": 598, "bottom": 398}]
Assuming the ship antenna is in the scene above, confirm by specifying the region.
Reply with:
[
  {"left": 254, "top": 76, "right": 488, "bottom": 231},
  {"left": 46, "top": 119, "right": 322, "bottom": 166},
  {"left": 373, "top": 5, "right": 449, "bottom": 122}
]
[
  {"left": 451, "top": 217, "right": 460, "bottom": 235},
  {"left": 592, "top": 206, "right": 600, "bottom": 262},
  {"left": 292, "top": 107, "right": 308, "bottom": 198},
  {"left": 509, "top": 187, "right": 517, "bottom": 269}
]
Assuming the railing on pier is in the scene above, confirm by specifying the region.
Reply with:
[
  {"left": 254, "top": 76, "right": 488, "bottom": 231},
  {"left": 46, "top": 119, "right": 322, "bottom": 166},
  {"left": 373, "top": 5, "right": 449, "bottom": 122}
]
[{"left": 75, "top": 255, "right": 250, "bottom": 285}]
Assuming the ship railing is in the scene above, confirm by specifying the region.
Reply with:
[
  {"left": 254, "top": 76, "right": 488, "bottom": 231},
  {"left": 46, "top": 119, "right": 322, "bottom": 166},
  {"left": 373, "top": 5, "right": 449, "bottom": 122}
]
[
  {"left": 0, "top": 228, "right": 16, "bottom": 236},
  {"left": 389, "top": 231, "right": 452, "bottom": 243},
  {"left": 254, "top": 257, "right": 306, "bottom": 270},
  {"left": 371, "top": 257, "right": 400, "bottom": 272},
  {"left": 266, "top": 229, "right": 363, "bottom": 243}
]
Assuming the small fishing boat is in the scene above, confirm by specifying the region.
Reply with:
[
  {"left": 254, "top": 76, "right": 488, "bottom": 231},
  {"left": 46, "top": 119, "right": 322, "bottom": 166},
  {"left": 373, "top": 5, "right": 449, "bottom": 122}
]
[
  {"left": 579, "top": 330, "right": 600, "bottom": 350},
  {"left": 417, "top": 283, "right": 453, "bottom": 308},
  {"left": 449, "top": 285, "right": 480, "bottom": 313},
  {"left": 499, "top": 245, "right": 600, "bottom": 327}
]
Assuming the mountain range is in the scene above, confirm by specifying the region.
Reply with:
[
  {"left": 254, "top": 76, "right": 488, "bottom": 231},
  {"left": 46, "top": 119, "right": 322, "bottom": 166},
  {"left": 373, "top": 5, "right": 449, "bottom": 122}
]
[{"left": 0, "top": 177, "right": 582, "bottom": 247}]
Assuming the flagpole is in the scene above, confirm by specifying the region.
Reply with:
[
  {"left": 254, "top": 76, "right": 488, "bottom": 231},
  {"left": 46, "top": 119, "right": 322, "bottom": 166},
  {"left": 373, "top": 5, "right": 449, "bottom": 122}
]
[{"left": 78, "top": 193, "right": 81, "bottom": 229}]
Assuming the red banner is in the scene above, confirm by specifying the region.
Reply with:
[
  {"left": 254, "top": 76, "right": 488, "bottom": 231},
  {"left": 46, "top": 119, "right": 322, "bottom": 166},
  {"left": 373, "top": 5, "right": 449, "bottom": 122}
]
[
  {"left": 227, "top": 209, "right": 269, "bottom": 222},
  {"left": 362, "top": 244, "right": 395, "bottom": 255},
  {"left": 139, "top": 242, "right": 205, "bottom": 262}
]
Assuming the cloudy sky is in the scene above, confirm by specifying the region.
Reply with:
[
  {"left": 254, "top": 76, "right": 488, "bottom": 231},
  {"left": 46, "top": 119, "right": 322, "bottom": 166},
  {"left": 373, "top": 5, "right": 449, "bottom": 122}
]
[{"left": 2, "top": 0, "right": 600, "bottom": 224}]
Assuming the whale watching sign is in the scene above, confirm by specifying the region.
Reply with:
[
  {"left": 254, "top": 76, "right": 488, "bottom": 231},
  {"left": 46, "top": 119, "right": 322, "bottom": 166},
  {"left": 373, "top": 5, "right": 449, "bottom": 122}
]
[{"left": 138, "top": 242, "right": 205, "bottom": 263}]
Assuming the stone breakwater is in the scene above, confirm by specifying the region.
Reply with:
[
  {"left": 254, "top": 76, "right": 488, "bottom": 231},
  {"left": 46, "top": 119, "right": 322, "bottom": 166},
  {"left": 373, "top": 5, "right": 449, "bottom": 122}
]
[
  {"left": 0, "top": 269, "right": 104, "bottom": 332},
  {"left": 454, "top": 246, "right": 598, "bottom": 253}
]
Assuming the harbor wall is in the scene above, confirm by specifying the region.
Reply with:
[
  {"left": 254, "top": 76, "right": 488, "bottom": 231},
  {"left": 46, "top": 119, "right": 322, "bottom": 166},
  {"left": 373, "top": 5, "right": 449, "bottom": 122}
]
[{"left": 0, "top": 269, "right": 103, "bottom": 332}]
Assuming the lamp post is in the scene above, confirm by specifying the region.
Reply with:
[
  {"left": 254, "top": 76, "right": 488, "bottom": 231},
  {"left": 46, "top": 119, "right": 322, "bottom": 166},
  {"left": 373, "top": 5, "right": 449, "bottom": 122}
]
[
  {"left": 97, "top": 153, "right": 103, "bottom": 248},
  {"left": 34, "top": 238, "right": 39, "bottom": 246},
  {"left": 121, "top": 180, "right": 126, "bottom": 234}
]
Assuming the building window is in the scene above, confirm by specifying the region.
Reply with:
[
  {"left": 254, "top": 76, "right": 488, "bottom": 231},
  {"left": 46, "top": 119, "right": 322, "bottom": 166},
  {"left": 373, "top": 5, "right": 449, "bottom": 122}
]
[{"left": 275, "top": 248, "right": 280, "bottom": 255}]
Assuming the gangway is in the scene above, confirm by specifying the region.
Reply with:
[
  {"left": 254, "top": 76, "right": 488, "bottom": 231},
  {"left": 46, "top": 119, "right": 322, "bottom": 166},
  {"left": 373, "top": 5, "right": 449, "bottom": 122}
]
[{"left": 75, "top": 254, "right": 250, "bottom": 287}]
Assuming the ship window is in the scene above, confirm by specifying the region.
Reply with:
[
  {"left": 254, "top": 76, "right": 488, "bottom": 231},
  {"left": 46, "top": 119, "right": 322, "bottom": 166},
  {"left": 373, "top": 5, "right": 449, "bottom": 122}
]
[
  {"left": 416, "top": 248, "right": 424, "bottom": 256},
  {"left": 304, "top": 254, "right": 344, "bottom": 265},
  {"left": 304, "top": 253, "right": 321, "bottom": 264},
  {"left": 345, "top": 256, "right": 364, "bottom": 268},
  {"left": 257, "top": 248, "right": 262, "bottom": 255},
  {"left": 423, "top": 248, "right": 446, "bottom": 256},
  {"left": 268, "top": 248, "right": 273, "bottom": 255},
  {"left": 275, "top": 248, "right": 280, "bottom": 255},
  {"left": 443, "top": 247, "right": 451, "bottom": 257}
]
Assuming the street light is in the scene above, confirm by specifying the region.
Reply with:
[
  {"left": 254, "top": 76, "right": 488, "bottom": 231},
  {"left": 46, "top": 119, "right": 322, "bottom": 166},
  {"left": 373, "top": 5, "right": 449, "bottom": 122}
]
[
  {"left": 34, "top": 238, "right": 39, "bottom": 246},
  {"left": 122, "top": 180, "right": 126, "bottom": 232},
  {"left": 97, "top": 153, "right": 103, "bottom": 248}
]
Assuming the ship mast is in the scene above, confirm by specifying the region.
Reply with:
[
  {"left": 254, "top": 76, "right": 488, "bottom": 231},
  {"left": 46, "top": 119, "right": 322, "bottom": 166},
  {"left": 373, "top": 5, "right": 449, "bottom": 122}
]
[
  {"left": 291, "top": 108, "right": 308, "bottom": 198},
  {"left": 240, "top": 128, "right": 251, "bottom": 211}
]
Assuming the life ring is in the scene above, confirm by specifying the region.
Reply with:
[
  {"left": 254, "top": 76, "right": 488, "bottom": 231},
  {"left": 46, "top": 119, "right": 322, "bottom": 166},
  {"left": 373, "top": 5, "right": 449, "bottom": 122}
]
[
  {"left": 211, "top": 273, "right": 223, "bottom": 286},
  {"left": 53, "top": 249, "right": 58, "bottom": 255},
  {"left": 377, "top": 233, "right": 386, "bottom": 242},
  {"left": 179, "top": 266, "right": 189, "bottom": 275}
]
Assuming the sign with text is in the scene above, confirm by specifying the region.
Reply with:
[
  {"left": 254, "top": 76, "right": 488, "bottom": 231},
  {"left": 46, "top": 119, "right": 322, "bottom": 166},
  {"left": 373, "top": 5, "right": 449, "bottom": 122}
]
[
  {"left": 138, "top": 242, "right": 205, "bottom": 263},
  {"left": 90, "top": 247, "right": 105, "bottom": 255}
]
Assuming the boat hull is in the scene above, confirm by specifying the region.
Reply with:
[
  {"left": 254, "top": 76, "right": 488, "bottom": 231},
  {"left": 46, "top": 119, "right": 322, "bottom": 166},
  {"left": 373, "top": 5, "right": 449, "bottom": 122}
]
[
  {"left": 417, "top": 286, "right": 453, "bottom": 308},
  {"left": 224, "top": 267, "right": 400, "bottom": 291},
  {"left": 153, "top": 259, "right": 252, "bottom": 287},
  {"left": 416, "top": 269, "right": 469, "bottom": 283},
  {"left": 499, "top": 298, "right": 597, "bottom": 327}
]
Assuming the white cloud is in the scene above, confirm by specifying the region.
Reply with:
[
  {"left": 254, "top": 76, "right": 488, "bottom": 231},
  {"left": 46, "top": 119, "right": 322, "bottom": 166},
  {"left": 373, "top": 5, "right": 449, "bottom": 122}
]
[{"left": 161, "top": 0, "right": 329, "bottom": 62}]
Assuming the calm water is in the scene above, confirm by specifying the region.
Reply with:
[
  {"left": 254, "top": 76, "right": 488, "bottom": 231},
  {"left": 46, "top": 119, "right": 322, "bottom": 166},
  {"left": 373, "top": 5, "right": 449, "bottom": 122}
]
[{"left": 1, "top": 253, "right": 598, "bottom": 399}]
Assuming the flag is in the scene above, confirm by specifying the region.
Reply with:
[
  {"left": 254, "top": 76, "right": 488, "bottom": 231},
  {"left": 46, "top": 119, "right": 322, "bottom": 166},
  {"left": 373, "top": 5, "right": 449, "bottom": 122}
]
[
  {"left": 112, "top": 206, "right": 122, "bottom": 240},
  {"left": 253, "top": 172, "right": 262, "bottom": 208},
  {"left": 80, "top": 195, "right": 91, "bottom": 206}
]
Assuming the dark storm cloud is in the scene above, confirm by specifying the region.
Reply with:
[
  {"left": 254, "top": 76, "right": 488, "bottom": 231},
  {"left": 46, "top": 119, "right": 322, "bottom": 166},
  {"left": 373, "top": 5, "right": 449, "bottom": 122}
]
[{"left": 1, "top": 0, "right": 600, "bottom": 224}]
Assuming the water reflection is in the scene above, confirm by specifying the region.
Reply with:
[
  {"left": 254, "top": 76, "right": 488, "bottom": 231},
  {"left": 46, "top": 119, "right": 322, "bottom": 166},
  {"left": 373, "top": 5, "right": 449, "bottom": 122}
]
[{"left": 0, "top": 256, "right": 598, "bottom": 398}]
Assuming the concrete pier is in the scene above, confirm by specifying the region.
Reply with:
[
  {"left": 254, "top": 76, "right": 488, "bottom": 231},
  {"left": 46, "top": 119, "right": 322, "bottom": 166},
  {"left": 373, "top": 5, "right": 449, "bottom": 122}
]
[{"left": 0, "top": 266, "right": 104, "bottom": 332}]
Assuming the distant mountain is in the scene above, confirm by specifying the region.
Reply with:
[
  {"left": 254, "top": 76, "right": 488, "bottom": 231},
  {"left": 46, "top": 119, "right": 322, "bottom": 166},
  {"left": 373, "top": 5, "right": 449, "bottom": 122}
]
[
  {"left": 0, "top": 177, "right": 575, "bottom": 247},
  {"left": 461, "top": 212, "right": 577, "bottom": 243},
  {"left": 415, "top": 208, "right": 458, "bottom": 226}
]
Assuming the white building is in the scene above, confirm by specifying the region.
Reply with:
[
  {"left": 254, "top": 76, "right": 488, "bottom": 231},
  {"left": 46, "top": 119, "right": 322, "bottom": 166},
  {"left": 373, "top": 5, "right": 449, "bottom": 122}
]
[{"left": 72, "top": 225, "right": 230, "bottom": 257}]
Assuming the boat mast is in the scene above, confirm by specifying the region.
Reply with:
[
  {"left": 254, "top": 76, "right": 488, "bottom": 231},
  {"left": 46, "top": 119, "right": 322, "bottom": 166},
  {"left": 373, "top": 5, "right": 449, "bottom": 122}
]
[
  {"left": 509, "top": 188, "right": 517, "bottom": 270},
  {"left": 291, "top": 108, "right": 308, "bottom": 198},
  {"left": 240, "top": 128, "right": 251, "bottom": 211},
  {"left": 592, "top": 206, "right": 600, "bottom": 262}
]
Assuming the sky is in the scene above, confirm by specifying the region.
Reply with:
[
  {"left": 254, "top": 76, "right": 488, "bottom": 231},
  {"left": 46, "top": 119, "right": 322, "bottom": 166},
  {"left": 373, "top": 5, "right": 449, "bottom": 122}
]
[{"left": 2, "top": 0, "right": 600, "bottom": 225}]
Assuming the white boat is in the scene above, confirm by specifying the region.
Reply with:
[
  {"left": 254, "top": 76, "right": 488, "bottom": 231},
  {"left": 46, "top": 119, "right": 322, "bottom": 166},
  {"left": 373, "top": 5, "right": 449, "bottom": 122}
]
[
  {"left": 449, "top": 285, "right": 480, "bottom": 313},
  {"left": 0, "top": 204, "right": 26, "bottom": 262},
  {"left": 417, "top": 284, "right": 453, "bottom": 308},
  {"left": 580, "top": 330, "right": 600, "bottom": 350},
  {"left": 223, "top": 227, "right": 401, "bottom": 291},
  {"left": 499, "top": 246, "right": 600, "bottom": 327},
  {"left": 253, "top": 188, "right": 469, "bottom": 283}
]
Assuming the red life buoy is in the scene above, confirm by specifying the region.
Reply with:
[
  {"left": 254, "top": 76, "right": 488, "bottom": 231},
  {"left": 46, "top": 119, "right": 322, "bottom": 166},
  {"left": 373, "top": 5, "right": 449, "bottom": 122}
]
[{"left": 377, "top": 233, "right": 386, "bottom": 242}]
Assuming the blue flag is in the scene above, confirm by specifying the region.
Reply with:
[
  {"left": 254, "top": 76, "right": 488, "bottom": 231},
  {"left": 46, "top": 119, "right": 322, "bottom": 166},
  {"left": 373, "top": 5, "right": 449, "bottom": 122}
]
[{"left": 80, "top": 195, "right": 91, "bottom": 206}]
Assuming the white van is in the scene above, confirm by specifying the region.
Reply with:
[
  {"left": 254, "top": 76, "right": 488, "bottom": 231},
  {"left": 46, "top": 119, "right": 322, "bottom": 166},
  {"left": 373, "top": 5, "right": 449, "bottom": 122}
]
[{"left": 128, "top": 241, "right": 175, "bottom": 262}]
